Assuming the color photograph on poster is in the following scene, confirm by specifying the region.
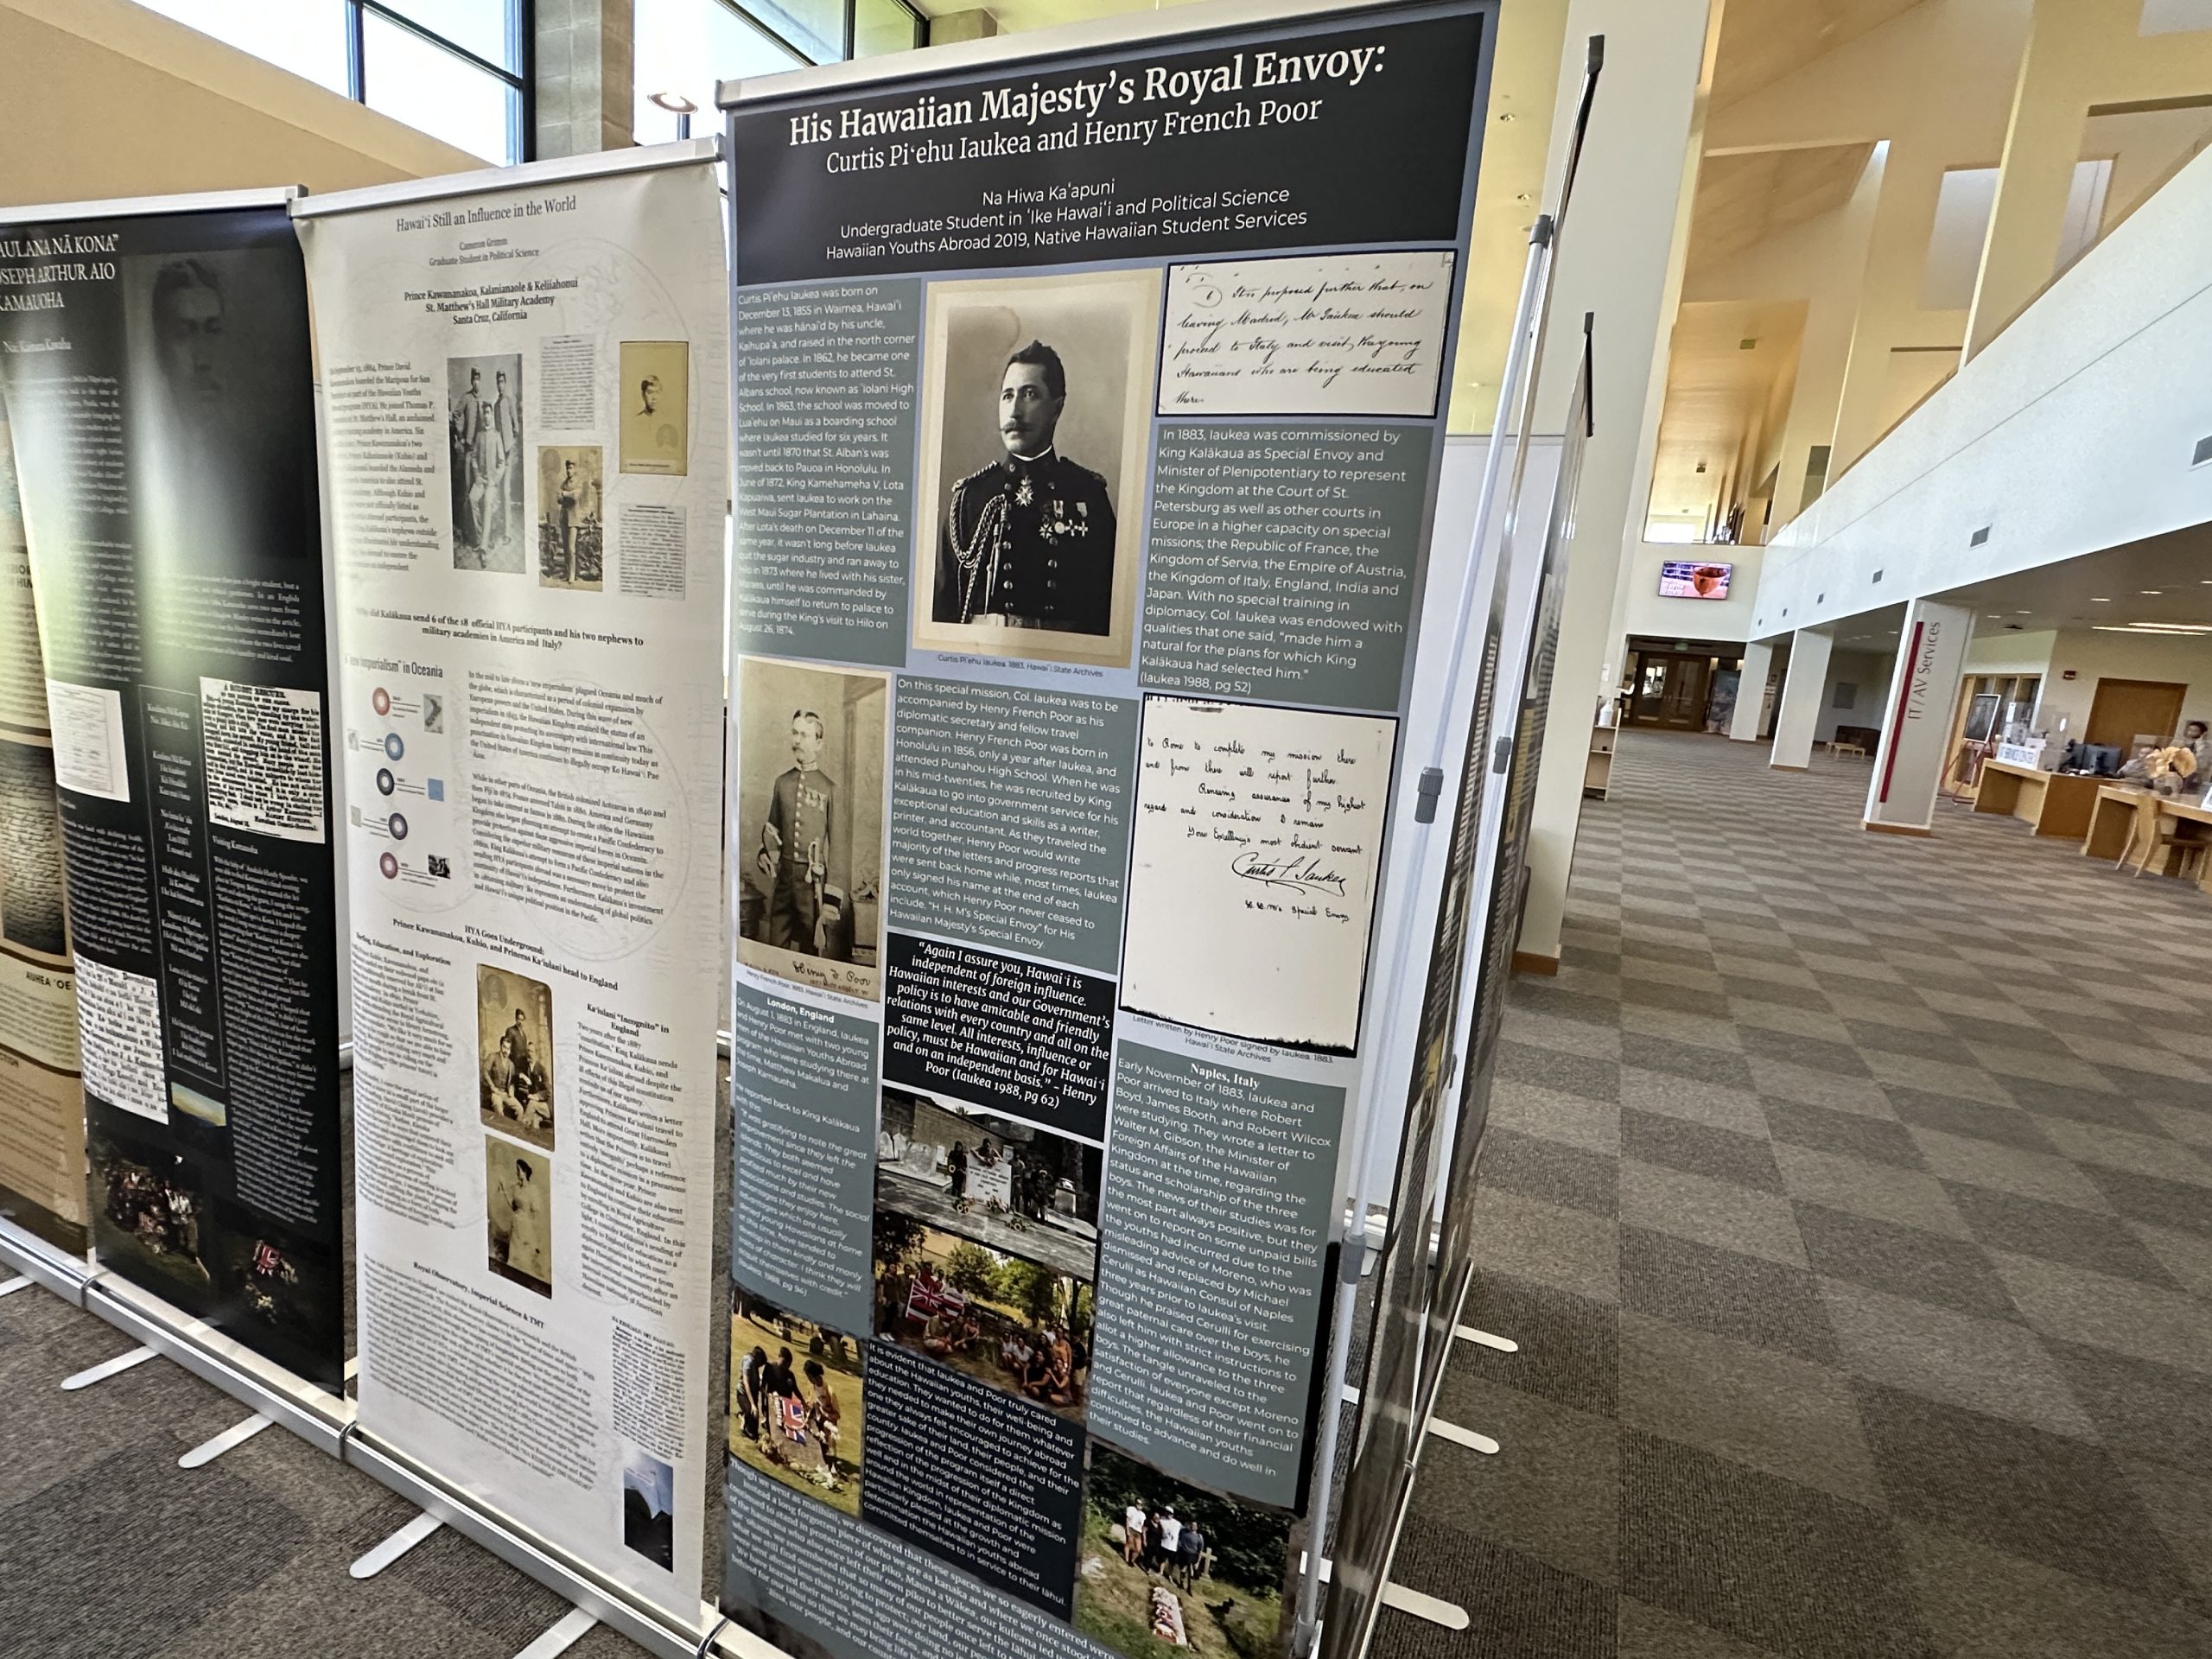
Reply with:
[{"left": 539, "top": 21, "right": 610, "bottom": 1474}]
[
  {"left": 538, "top": 445, "right": 606, "bottom": 589},
  {"left": 448, "top": 354, "right": 526, "bottom": 572},
  {"left": 871, "top": 1213, "right": 1093, "bottom": 1422},
  {"left": 912, "top": 270, "right": 1160, "bottom": 669},
  {"left": 486, "top": 1139, "right": 553, "bottom": 1298},
  {"left": 1120, "top": 696, "right": 1398, "bottom": 1053},
  {"left": 735, "top": 656, "right": 887, "bottom": 1001},
  {"left": 876, "top": 1087, "right": 1101, "bottom": 1281},
  {"left": 1074, "top": 1441, "right": 1293, "bottom": 1659},
  {"left": 477, "top": 963, "right": 556, "bottom": 1150},
  {"left": 730, "top": 1287, "right": 865, "bottom": 1516},
  {"left": 620, "top": 340, "right": 690, "bottom": 475}
]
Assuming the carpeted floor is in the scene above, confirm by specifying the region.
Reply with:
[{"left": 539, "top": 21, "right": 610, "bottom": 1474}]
[
  {"left": 0, "top": 1285, "right": 655, "bottom": 1659},
  {"left": 9, "top": 730, "right": 2212, "bottom": 1656},
  {"left": 1369, "top": 730, "right": 2212, "bottom": 1658}
]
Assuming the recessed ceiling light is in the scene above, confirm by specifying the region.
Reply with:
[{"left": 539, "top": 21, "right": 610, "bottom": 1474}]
[
  {"left": 2091, "top": 596, "right": 2111, "bottom": 602},
  {"left": 2142, "top": 589, "right": 2164, "bottom": 595},
  {"left": 2014, "top": 609, "right": 2031, "bottom": 614}
]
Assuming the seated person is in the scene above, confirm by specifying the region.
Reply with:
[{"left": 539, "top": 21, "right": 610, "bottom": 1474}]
[{"left": 2185, "top": 720, "right": 2212, "bottom": 778}]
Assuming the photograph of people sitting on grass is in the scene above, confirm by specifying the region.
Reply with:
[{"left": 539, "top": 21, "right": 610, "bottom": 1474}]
[
  {"left": 876, "top": 1087, "right": 1103, "bottom": 1281},
  {"left": 871, "top": 1211, "right": 1095, "bottom": 1422},
  {"left": 1075, "top": 1443, "right": 1292, "bottom": 1659},
  {"left": 728, "top": 1287, "right": 863, "bottom": 1516}
]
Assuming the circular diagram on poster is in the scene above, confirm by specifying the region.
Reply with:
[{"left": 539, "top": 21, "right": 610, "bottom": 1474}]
[
  {"left": 376, "top": 767, "right": 396, "bottom": 796},
  {"left": 372, "top": 687, "right": 392, "bottom": 717},
  {"left": 384, "top": 732, "right": 405, "bottom": 761},
  {"left": 388, "top": 812, "right": 409, "bottom": 841},
  {"left": 378, "top": 851, "right": 398, "bottom": 880}
]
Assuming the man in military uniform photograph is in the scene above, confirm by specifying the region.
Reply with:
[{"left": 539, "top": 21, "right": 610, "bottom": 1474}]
[
  {"left": 933, "top": 340, "right": 1116, "bottom": 636},
  {"left": 757, "top": 709, "right": 843, "bottom": 958}
]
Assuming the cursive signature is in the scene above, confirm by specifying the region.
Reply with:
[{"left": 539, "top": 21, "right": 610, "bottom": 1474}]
[{"left": 1231, "top": 849, "right": 1349, "bottom": 897}]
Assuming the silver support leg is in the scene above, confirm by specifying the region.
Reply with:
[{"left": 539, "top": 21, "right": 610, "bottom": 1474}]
[
  {"left": 0, "top": 1274, "right": 32, "bottom": 1297},
  {"left": 350, "top": 1511, "right": 442, "bottom": 1579},
  {"left": 60, "top": 1344, "right": 156, "bottom": 1390},
  {"left": 515, "top": 1609, "right": 599, "bottom": 1659},
  {"left": 1426, "top": 1418, "right": 1500, "bottom": 1455},
  {"left": 1380, "top": 1582, "right": 1471, "bottom": 1630},
  {"left": 180, "top": 1413, "right": 274, "bottom": 1468},
  {"left": 1288, "top": 223, "right": 1558, "bottom": 1659},
  {"left": 1454, "top": 1324, "right": 1519, "bottom": 1353}
]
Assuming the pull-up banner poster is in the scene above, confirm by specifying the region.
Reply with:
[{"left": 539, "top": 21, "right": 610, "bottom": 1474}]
[
  {"left": 0, "top": 408, "right": 87, "bottom": 1258},
  {"left": 295, "top": 142, "right": 730, "bottom": 1619},
  {"left": 0, "top": 194, "right": 345, "bottom": 1386},
  {"left": 716, "top": 3, "right": 1494, "bottom": 1654}
]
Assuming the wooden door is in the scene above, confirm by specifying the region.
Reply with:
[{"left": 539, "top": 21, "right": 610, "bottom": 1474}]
[{"left": 2086, "top": 678, "right": 2186, "bottom": 749}]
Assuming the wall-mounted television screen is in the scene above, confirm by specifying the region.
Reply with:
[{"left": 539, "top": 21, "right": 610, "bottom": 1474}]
[{"left": 1658, "top": 560, "right": 1733, "bottom": 600}]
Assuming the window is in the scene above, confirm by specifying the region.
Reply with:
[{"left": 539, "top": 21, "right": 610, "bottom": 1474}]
[
  {"left": 138, "top": 0, "right": 530, "bottom": 165},
  {"left": 634, "top": 0, "right": 924, "bottom": 144}
]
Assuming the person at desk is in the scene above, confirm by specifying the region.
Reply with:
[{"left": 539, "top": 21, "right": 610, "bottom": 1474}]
[{"left": 2183, "top": 720, "right": 2212, "bottom": 777}]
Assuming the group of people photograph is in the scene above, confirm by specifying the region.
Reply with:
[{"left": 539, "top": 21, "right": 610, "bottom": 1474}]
[
  {"left": 870, "top": 1211, "right": 1093, "bottom": 1421},
  {"left": 728, "top": 1290, "right": 863, "bottom": 1516}
]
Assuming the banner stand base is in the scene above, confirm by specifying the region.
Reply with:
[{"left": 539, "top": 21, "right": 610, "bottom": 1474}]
[
  {"left": 81, "top": 1276, "right": 351, "bottom": 1457},
  {"left": 343, "top": 1431, "right": 717, "bottom": 1659},
  {"left": 0, "top": 1217, "right": 92, "bottom": 1305},
  {"left": 350, "top": 1512, "right": 443, "bottom": 1579},
  {"left": 60, "top": 1344, "right": 156, "bottom": 1389},
  {"left": 180, "top": 1413, "right": 276, "bottom": 1469}
]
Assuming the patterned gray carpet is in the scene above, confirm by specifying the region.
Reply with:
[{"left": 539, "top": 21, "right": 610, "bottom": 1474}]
[
  {"left": 1371, "top": 730, "right": 2212, "bottom": 1658},
  {"left": 0, "top": 1285, "right": 654, "bottom": 1658}
]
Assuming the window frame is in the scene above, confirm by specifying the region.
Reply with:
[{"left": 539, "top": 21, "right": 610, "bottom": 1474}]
[
  {"left": 711, "top": 0, "right": 926, "bottom": 68},
  {"left": 352, "top": 0, "right": 533, "bottom": 166}
]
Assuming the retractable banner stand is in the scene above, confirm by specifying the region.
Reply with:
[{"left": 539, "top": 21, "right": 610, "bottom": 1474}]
[
  {"left": 293, "top": 142, "right": 729, "bottom": 1619},
  {"left": 0, "top": 194, "right": 346, "bottom": 1384},
  {"left": 717, "top": 3, "right": 1495, "bottom": 1655},
  {"left": 0, "top": 409, "right": 87, "bottom": 1259}
]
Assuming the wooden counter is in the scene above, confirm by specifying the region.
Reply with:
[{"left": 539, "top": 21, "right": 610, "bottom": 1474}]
[{"left": 1971, "top": 760, "right": 2102, "bottom": 838}]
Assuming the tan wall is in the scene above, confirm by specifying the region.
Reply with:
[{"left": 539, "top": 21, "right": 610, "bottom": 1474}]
[{"left": 0, "top": 0, "right": 482, "bottom": 208}]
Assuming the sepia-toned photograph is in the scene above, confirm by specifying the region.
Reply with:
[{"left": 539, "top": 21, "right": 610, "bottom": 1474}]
[
  {"left": 538, "top": 445, "right": 605, "bottom": 590},
  {"left": 728, "top": 1287, "right": 864, "bottom": 1516},
  {"left": 621, "top": 1451, "right": 677, "bottom": 1570},
  {"left": 448, "top": 354, "right": 525, "bottom": 572},
  {"left": 1074, "top": 1443, "right": 1292, "bottom": 1659},
  {"left": 876, "top": 1088, "right": 1101, "bottom": 1281},
  {"left": 872, "top": 1216, "right": 1094, "bottom": 1424},
  {"left": 734, "top": 656, "right": 887, "bottom": 1001},
  {"left": 0, "top": 736, "right": 67, "bottom": 959},
  {"left": 912, "top": 270, "right": 1160, "bottom": 670},
  {"left": 620, "top": 340, "right": 690, "bottom": 475},
  {"left": 477, "top": 963, "right": 555, "bottom": 1150},
  {"left": 486, "top": 1139, "right": 553, "bottom": 1298}
]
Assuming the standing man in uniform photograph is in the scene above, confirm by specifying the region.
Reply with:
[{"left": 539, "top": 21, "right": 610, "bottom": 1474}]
[
  {"left": 934, "top": 340, "right": 1116, "bottom": 636},
  {"left": 756, "top": 709, "right": 838, "bottom": 957}
]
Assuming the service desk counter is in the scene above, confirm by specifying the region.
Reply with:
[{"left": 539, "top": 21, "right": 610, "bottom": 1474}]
[{"left": 1971, "top": 760, "right": 2101, "bottom": 839}]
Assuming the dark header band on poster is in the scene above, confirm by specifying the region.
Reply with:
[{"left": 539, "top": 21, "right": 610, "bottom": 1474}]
[{"left": 721, "top": 0, "right": 1483, "bottom": 283}]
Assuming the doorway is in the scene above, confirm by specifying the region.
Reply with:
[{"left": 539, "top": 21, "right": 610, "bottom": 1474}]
[
  {"left": 1627, "top": 651, "right": 1713, "bottom": 729},
  {"left": 2085, "top": 678, "right": 2185, "bottom": 750}
]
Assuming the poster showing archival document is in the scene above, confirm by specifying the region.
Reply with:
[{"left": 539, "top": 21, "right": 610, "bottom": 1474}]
[
  {"left": 720, "top": 3, "right": 1494, "bottom": 1655},
  {"left": 294, "top": 142, "right": 729, "bottom": 1616},
  {"left": 0, "top": 199, "right": 345, "bottom": 1382},
  {"left": 0, "top": 410, "right": 87, "bottom": 1256}
]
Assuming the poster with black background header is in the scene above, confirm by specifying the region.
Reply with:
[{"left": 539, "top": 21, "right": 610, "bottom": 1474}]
[
  {"left": 0, "top": 200, "right": 345, "bottom": 1390},
  {"left": 720, "top": 4, "right": 1494, "bottom": 1656}
]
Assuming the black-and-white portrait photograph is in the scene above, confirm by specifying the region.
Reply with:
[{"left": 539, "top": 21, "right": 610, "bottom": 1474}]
[
  {"left": 912, "top": 270, "right": 1160, "bottom": 670},
  {"left": 448, "top": 354, "right": 525, "bottom": 572},
  {"left": 477, "top": 963, "right": 555, "bottom": 1150},
  {"left": 538, "top": 444, "right": 605, "bottom": 590},
  {"left": 486, "top": 1139, "right": 553, "bottom": 1298},
  {"left": 734, "top": 657, "right": 887, "bottom": 1002}
]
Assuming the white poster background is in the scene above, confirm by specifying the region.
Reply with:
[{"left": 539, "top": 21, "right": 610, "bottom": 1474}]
[{"left": 296, "top": 145, "right": 728, "bottom": 1618}]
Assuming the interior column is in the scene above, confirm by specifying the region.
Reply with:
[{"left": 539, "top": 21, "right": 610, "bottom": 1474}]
[
  {"left": 1865, "top": 599, "right": 1977, "bottom": 835},
  {"left": 1770, "top": 627, "right": 1834, "bottom": 771},
  {"left": 1731, "top": 639, "right": 1776, "bottom": 741}
]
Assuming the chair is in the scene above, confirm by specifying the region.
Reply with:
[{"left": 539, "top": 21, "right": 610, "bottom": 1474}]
[{"left": 2130, "top": 814, "right": 2211, "bottom": 880}]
